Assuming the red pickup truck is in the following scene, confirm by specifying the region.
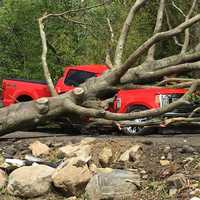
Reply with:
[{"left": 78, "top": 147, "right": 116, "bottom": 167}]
[{"left": 2, "top": 64, "right": 190, "bottom": 134}]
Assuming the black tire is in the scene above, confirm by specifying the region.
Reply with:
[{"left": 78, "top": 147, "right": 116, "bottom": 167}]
[
  {"left": 16, "top": 95, "right": 33, "bottom": 103},
  {"left": 121, "top": 105, "right": 157, "bottom": 135}
]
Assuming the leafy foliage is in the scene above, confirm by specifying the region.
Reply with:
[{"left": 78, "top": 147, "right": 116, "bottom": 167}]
[{"left": 0, "top": 0, "right": 197, "bottom": 82}]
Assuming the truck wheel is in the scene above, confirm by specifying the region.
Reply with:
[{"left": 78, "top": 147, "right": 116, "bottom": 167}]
[
  {"left": 16, "top": 95, "right": 33, "bottom": 103},
  {"left": 121, "top": 106, "right": 156, "bottom": 135}
]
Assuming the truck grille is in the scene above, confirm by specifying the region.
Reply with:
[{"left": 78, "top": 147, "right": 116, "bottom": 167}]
[{"left": 159, "top": 94, "right": 199, "bottom": 115}]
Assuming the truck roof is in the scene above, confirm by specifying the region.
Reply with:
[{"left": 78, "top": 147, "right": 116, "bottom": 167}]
[{"left": 64, "top": 64, "right": 108, "bottom": 74}]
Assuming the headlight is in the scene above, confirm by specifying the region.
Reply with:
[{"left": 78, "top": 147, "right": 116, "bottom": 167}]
[{"left": 156, "top": 94, "right": 182, "bottom": 108}]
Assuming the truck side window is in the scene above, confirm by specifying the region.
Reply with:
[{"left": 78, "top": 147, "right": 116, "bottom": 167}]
[{"left": 64, "top": 70, "right": 96, "bottom": 86}]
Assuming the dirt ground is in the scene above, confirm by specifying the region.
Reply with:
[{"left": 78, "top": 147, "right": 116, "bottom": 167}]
[{"left": 1, "top": 131, "right": 200, "bottom": 200}]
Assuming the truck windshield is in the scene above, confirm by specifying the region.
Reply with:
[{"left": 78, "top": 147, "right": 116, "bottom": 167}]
[{"left": 64, "top": 70, "right": 96, "bottom": 87}]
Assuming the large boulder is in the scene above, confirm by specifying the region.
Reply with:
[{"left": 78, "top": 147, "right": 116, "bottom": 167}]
[
  {"left": 85, "top": 169, "right": 140, "bottom": 200},
  {"left": 7, "top": 165, "right": 55, "bottom": 198},
  {"left": 52, "top": 157, "right": 92, "bottom": 196},
  {"left": 0, "top": 169, "right": 7, "bottom": 189}
]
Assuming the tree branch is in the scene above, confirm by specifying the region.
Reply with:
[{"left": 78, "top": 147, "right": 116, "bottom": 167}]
[
  {"left": 121, "top": 46, "right": 200, "bottom": 84},
  {"left": 146, "top": 0, "right": 165, "bottom": 61},
  {"left": 38, "top": 14, "right": 57, "bottom": 96},
  {"left": 107, "top": 14, "right": 200, "bottom": 85},
  {"left": 171, "top": 0, "right": 186, "bottom": 17},
  {"left": 181, "top": 0, "right": 197, "bottom": 53},
  {"left": 105, "top": 17, "right": 114, "bottom": 68},
  {"left": 135, "top": 62, "right": 200, "bottom": 83},
  {"left": 165, "top": 9, "right": 183, "bottom": 47},
  {"left": 113, "top": 0, "right": 149, "bottom": 67}
]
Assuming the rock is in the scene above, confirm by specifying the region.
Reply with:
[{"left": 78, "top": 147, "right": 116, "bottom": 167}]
[
  {"left": 67, "top": 197, "right": 77, "bottom": 200},
  {"left": 29, "top": 141, "right": 50, "bottom": 156},
  {"left": 80, "top": 137, "right": 96, "bottom": 145},
  {"left": 52, "top": 158, "right": 92, "bottom": 196},
  {"left": 7, "top": 165, "right": 55, "bottom": 197},
  {"left": 99, "top": 147, "right": 112, "bottom": 167},
  {"left": 167, "top": 153, "right": 173, "bottom": 161},
  {"left": 166, "top": 173, "right": 187, "bottom": 190},
  {"left": 89, "top": 162, "right": 113, "bottom": 175},
  {"left": 163, "top": 146, "right": 171, "bottom": 154},
  {"left": 0, "top": 169, "right": 7, "bottom": 189},
  {"left": 86, "top": 169, "right": 140, "bottom": 200},
  {"left": 142, "top": 174, "right": 148, "bottom": 179},
  {"left": 160, "top": 160, "right": 170, "bottom": 166},
  {"left": 59, "top": 143, "right": 91, "bottom": 160},
  {"left": 3, "top": 145, "right": 16, "bottom": 157},
  {"left": 52, "top": 142, "right": 63, "bottom": 148},
  {"left": 119, "top": 144, "right": 143, "bottom": 162},
  {"left": 96, "top": 168, "right": 113, "bottom": 174},
  {"left": 179, "top": 145, "right": 195, "bottom": 154},
  {"left": 169, "top": 188, "right": 177, "bottom": 196},
  {"left": 89, "top": 163, "right": 98, "bottom": 173},
  {"left": 160, "top": 156, "right": 165, "bottom": 160},
  {"left": 190, "top": 197, "right": 200, "bottom": 200}
]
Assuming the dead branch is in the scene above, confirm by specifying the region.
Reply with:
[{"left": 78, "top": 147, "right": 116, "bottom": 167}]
[
  {"left": 40, "top": 2, "right": 109, "bottom": 19},
  {"left": 38, "top": 14, "right": 57, "bottom": 96},
  {"left": 181, "top": 0, "right": 198, "bottom": 53},
  {"left": 171, "top": 0, "right": 186, "bottom": 17},
  {"left": 146, "top": 0, "right": 165, "bottom": 61},
  {"left": 164, "top": 117, "right": 200, "bottom": 126},
  {"left": 121, "top": 50, "right": 200, "bottom": 84},
  {"left": 156, "top": 78, "right": 195, "bottom": 86},
  {"left": 108, "top": 14, "right": 200, "bottom": 85},
  {"left": 105, "top": 17, "right": 114, "bottom": 68},
  {"left": 114, "top": 0, "right": 149, "bottom": 67},
  {"left": 134, "top": 62, "right": 200, "bottom": 83},
  {"left": 189, "top": 107, "right": 200, "bottom": 118},
  {"left": 165, "top": 9, "right": 183, "bottom": 47}
]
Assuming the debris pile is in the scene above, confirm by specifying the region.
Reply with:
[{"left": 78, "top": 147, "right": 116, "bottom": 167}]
[{"left": 0, "top": 137, "right": 200, "bottom": 199}]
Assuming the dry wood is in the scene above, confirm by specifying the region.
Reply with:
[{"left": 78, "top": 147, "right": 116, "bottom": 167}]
[
  {"left": 146, "top": 0, "right": 165, "bottom": 61},
  {"left": 38, "top": 14, "right": 57, "bottom": 96},
  {"left": 181, "top": 0, "right": 198, "bottom": 53},
  {"left": 114, "top": 0, "right": 148, "bottom": 67}
]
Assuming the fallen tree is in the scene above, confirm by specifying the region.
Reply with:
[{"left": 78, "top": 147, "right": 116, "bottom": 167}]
[{"left": 1, "top": 0, "right": 200, "bottom": 134}]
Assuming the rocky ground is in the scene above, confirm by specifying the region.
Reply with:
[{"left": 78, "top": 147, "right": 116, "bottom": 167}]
[{"left": 0, "top": 132, "right": 200, "bottom": 199}]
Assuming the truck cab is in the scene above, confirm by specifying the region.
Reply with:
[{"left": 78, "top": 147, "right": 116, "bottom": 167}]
[{"left": 55, "top": 64, "right": 108, "bottom": 94}]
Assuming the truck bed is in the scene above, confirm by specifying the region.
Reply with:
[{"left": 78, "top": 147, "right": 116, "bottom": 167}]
[
  {"left": 4, "top": 78, "right": 47, "bottom": 85},
  {"left": 2, "top": 79, "right": 51, "bottom": 106}
]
